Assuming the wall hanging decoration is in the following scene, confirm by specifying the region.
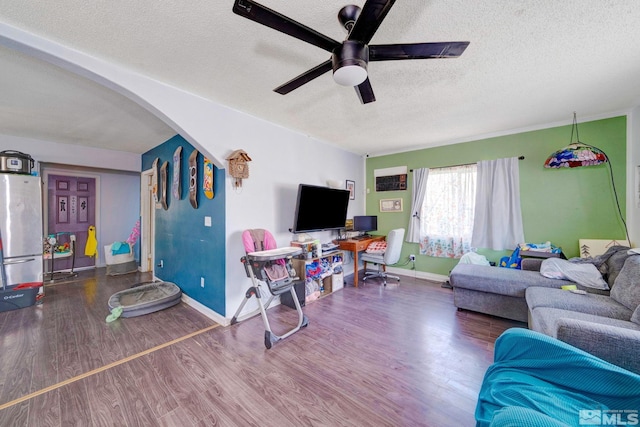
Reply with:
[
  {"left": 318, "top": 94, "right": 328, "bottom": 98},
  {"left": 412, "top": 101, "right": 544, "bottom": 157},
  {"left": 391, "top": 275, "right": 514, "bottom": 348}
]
[
  {"left": 151, "top": 158, "right": 159, "bottom": 206},
  {"left": 160, "top": 161, "right": 168, "bottom": 210},
  {"left": 172, "top": 146, "right": 182, "bottom": 200},
  {"left": 188, "top": 149, "right": 199, "bottom": 209},
  {"left": 346, "top": 180, "right": 355, "bottom": 200},
  {"left": 204, "top": 157, "right": 214, "bottom": 199},
  {"left": 227, "top": 149, "right": 252, "bottom": 188},
  {"left": 380, "top": 198, "right": 403, "bottom": 212}
]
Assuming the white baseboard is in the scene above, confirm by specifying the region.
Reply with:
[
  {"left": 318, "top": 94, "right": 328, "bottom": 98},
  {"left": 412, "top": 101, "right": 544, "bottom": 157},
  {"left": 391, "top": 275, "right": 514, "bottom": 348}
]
[
  {"left": 385, "top": 266, "right": 449, "bottom": 283},
  {"left": 181, "top": 293, "right": 229, "bottom": 326}
]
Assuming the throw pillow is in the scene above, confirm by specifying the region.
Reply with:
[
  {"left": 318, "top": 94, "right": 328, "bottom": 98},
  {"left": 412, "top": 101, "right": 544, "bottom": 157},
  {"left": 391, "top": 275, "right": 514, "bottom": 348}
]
[
  {"left": 539, "top": 258, "right": 609, "bottom": 290},
  {"left": 610, "top": 255, "right": 640, "bottom": 311},
  {"left": 366, "top": 241, "right": 387, "bottom": 254}
]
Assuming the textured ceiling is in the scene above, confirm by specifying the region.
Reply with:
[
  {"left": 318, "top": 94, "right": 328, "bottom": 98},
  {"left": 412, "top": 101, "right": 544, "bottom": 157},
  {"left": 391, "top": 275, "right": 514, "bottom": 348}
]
[{"left": 1, "top": 1, "right": 640, "bottom": 156}]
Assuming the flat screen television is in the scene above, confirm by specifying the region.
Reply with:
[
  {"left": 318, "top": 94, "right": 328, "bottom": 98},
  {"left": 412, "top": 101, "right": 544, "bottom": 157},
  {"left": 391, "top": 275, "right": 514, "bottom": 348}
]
[
  {"left": 353, "top": 215, "right": 378, "bottom": 233},
  {"left": 292, "top": 184, "right": 350, "bottom": 233}
]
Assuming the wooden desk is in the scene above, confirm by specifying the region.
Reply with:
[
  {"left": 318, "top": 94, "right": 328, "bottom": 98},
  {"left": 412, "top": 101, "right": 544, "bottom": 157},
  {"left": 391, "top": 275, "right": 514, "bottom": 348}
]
[{"left": 335, "top": 235, "right": 385, "bottom": 288}]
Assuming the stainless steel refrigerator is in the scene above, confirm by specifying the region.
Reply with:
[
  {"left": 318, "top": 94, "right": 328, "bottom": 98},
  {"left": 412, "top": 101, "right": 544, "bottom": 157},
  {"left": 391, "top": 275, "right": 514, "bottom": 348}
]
[{"left": 0, "top": 174, "right": 43, "bottom": 287}]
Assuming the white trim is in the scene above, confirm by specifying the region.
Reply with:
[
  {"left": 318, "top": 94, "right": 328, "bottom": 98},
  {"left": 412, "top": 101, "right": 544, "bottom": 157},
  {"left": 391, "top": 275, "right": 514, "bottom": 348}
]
[
  {"left": 385, "top": 266, "right": 449, "bottom": 283},
  {"left": 140, "top": 168, "right": 155, "bottom": 273},
  {"left": 181, "top": 293, "right": 228, "bottom": 326}
]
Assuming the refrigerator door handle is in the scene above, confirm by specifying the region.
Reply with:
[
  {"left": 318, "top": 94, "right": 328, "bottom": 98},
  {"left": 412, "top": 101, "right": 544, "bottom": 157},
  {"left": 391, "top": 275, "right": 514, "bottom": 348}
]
[{"left": 3, "top": 258, "right": 36, "bottom": 265}]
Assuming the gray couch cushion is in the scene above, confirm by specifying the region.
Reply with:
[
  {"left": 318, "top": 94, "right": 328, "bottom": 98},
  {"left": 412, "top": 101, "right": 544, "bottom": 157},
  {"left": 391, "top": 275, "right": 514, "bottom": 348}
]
[
  {"left": 632, "top": 305, "right": 640, "bottom": 325},
  {"left": 526, "top": 287, "right": 632, "bottom": 320},
  {"left": 530, "top": 307, "right": 640, "bottom": 336},
  {"left": 451, "top": 264, "right": 576, "bottom": 298},
  {"left": 602, "top": 247, "right": 634, "bottom": 288},
  {"left": 530, "top": 308, "right": 640, "bottom": 374},
  {"left": 610, "top": 255, "right": 640, "bottom": 311}
]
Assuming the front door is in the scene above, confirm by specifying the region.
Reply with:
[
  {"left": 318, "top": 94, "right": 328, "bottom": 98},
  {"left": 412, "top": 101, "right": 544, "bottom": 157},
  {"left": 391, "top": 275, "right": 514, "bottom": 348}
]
[{"left": 47, "top": 175, "right": 96, "bottom": 270}]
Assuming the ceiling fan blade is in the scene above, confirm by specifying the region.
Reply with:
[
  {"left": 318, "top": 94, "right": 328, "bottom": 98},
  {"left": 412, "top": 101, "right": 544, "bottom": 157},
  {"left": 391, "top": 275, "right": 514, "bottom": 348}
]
[
  {"left": 233, "top": 0, "right": 340, "bottom": 53},
  {"left": 348, "top": 0, "right": 396, "bottom": 44},
  {"left": 274, "top": 60, "right": 333, "bottom": 95},
  {"left": 355, "top": 78, "right": 376, "bottom": 104},
  {"left": 370, "top": 41, "right": 470, "bottom": 61}
]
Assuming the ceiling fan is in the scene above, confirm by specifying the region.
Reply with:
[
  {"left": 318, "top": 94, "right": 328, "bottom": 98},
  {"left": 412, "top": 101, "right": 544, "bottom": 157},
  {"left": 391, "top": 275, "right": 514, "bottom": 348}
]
[{"left": 232, "top": 0, "right": 470, "bottom": 104}]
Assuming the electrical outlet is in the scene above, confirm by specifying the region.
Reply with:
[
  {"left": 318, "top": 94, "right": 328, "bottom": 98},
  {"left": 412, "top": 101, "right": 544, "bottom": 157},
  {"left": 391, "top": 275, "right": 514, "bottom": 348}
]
[
  {"left": 200, "top": 277, "right": 205, "bottom": 288},
  {"left": 409, "top": 254, "right": 416, "bottom": 261}
]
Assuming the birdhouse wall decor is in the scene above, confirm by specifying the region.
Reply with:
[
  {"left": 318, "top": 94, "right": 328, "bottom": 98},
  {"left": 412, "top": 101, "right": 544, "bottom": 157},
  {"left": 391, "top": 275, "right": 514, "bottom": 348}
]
[{"left": 226, "top": 149, "right": 252, "bottom": 188}]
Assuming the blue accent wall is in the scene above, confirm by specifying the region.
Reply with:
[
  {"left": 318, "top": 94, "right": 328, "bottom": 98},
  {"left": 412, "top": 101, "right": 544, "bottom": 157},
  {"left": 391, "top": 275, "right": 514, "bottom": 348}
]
[{"left": 142, "top": 135, "right": 226, "bottom": 315}]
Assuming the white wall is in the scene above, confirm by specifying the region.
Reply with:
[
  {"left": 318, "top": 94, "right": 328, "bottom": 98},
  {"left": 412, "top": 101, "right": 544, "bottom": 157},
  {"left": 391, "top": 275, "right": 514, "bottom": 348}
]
[
  {"left": 221, "top": 116, "right": 364, "bottom": 316},
  {"left": 1, "top": 134, "right": 141, "bottom": 268}
]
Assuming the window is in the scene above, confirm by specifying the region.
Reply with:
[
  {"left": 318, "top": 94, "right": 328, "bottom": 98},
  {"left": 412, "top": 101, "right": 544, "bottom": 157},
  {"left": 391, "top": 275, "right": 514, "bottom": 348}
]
[{"left": 419, "top": 164, "right": 477, "bottom": 258}]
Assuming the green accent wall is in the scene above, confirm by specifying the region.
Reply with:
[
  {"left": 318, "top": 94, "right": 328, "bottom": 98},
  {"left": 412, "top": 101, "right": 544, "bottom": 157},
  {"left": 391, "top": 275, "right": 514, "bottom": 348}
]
[{"left": 366, "top": 116, "right": 627, "bottom": 276}]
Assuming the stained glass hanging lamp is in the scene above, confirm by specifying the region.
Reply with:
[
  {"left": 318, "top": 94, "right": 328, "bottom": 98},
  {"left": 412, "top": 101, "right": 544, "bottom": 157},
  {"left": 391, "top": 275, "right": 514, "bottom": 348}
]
[{"left": 543, "top": 112, "right": 608, "bottom": 168}]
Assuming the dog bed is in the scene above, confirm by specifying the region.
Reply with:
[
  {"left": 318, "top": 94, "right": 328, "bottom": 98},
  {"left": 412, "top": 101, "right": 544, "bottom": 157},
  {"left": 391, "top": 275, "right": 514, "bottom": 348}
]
[{"left": 108, "top": 281, "right": 181, "bottom": 318}]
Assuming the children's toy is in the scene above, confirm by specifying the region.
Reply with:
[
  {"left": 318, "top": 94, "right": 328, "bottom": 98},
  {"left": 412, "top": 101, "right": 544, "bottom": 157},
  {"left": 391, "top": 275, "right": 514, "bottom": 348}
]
[
  {"left": 203, "top": 157, "right": 214, "bottom": 199},
  {"left": 231, "top": 229, "right": 308, "bottom": 349},
  {"left": 126, "top": 219, "right": 140, "bottom": 246},
  {"left": 188, "top": 149, "right": 199, "bottom": 209},
  {"left": 499, "top": 246, "right": 521, "bottom": 269},
  {"left": 172, "top": 146, "right": 182, "bottom": 200}
]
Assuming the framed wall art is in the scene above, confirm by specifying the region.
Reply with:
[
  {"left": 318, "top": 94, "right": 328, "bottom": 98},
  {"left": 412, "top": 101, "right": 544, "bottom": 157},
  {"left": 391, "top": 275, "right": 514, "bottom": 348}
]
[
  {"left": 380, "top": 198, "right": 403, "bottom": 212},
  {"left": 346, "top": 180, "right": 355, "bottom": 200}
]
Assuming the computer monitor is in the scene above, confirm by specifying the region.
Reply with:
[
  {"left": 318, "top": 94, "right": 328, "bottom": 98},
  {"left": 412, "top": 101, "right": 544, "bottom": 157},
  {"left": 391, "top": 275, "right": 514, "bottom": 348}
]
[{"left": 353, "top": 215, "right": 378, "bottom": 233}]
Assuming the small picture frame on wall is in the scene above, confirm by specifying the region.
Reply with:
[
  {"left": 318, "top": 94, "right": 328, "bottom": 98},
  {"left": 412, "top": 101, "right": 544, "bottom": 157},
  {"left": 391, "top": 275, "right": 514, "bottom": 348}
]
[
  {"left": 380, "top": 198, "right": 403, "bottom": 212},
  {"left": 346, "top": 180, "right": 355, "bottom": 200}
]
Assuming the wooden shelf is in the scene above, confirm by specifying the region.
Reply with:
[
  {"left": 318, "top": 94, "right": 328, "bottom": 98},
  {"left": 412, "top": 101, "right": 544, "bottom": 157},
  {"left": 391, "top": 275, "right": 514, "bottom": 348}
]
[{"left": 292, "top": 251, "right": 343, "bottom": 299}]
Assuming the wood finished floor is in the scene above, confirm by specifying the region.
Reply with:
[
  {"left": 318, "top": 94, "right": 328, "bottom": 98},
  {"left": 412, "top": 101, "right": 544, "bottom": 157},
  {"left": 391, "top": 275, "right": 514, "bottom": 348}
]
[{"left": 0, "top": 268, "right": 524, "bottom": 426}]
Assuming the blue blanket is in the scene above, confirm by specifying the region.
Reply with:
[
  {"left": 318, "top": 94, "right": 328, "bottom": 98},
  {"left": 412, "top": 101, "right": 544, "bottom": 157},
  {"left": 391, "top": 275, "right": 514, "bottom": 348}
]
[
  {"left": 111, "top": 241, "right": 131, "bottom": 255},
  {"left": 476, "top": 329, "right": 640, "bottom": 427}
]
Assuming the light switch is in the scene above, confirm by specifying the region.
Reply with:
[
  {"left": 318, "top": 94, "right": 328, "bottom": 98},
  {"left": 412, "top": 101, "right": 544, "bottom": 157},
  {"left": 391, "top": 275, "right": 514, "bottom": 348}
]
[{"left": 204, "top": 216, "right": 212, "bottom": 227}]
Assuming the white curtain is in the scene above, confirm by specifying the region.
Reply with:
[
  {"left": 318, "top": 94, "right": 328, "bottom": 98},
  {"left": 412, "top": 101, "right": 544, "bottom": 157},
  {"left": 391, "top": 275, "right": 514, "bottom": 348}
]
[
  {"left": 471, "top": 157, "right": 524, "bottom": 250},
  {"left": 406, "top": 168, "right": 429, "bottom": 243},
  {"left": 420, "top": 164, "right": 476, "bottom": 258}
]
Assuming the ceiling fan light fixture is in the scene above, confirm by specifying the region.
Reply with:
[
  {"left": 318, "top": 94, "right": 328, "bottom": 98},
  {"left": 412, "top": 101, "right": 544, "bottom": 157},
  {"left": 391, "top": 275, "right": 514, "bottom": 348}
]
[
  {"left": 333, "top": 64, "right": 368, "bottom": 86},
  {"left": 332, "top": 40, "right": 368, "bottom": 86}
]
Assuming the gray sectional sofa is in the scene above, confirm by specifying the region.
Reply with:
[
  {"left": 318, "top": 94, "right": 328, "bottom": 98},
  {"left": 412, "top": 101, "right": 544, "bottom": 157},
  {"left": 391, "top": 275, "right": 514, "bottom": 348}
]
[
  {"left": 450, "top": 247, "right": 640, "bottom": 374},
  {"left": 449, "top": 260, "right": 578, "bottom": 323}
]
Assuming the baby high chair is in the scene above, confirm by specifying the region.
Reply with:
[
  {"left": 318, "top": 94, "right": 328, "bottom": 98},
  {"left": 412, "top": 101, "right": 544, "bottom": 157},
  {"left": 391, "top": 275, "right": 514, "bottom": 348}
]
[{"left": 230, "top": 229, "right": 309, "bottom": 349}]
